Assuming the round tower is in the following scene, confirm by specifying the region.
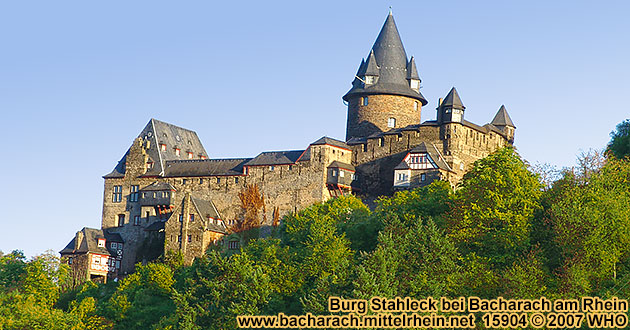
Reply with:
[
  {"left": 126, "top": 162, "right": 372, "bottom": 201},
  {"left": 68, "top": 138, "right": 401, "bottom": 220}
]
[{"left": 343, "top": 13, "right": 428, "bottom": 141}]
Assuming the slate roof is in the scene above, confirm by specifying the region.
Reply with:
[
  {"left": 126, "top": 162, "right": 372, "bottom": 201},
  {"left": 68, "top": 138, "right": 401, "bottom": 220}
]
[
  {"left": 59, "top": 227, "right": 124, "bottom": 256},
  {"left": 310, "top": 136, "right": 350, "bottom": 149},
  {"left": 440, "top": 87, "right": 466, "bottom": 110},
  {"left": 394, "top": 142, "right": 454, "bottom": 172},
  {"left": 190, "top": 197, "right": 227, "bottom": 234},
  {"left": 406, "top": 56, "right": 420, "bottom": 80},
  {"left": 245, "top": 150, "right": 304, "bottom": 166},
  {"left": 164, "top": 158, "right": 250, "bottom": 177},
  {"left": 140, "top": 181, "right": 176, "bottom": 191},
  {"left": 343, "top": 13, "right": 428, "bottom": 104},
  {"left": 328, "top": 161, "right": 355, "bottom": 171},
  {"left": 491, "top": 105, "right": 515, "bottom": 127},
  {"left": 105, "top": 119, "right": 209, "bottom": 178}
]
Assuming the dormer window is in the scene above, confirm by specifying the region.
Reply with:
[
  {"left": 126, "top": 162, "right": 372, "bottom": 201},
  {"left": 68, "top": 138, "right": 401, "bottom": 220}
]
[
  {"left": 97, "top": 239, "right": 106, "bottom": 248},
  {"left": 364, "top": 75, "right": 375, "bottom": 85},
  {"left": 410, "top": 79, "right": 420, "bottom": 91}
]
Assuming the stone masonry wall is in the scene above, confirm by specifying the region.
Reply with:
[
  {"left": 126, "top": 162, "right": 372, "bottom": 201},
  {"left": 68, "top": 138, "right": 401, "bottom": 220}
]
[{"left": 346, "top": 94, "right": 423, "bottom": 140}]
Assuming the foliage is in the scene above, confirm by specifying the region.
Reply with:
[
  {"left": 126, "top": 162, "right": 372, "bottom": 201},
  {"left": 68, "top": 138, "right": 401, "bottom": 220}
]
[
  {"left": 607, "top": 119, "right": 630, "bottom": 159},
  {"left": 448, "top": 147, "right": 542, "bottom": 269}
]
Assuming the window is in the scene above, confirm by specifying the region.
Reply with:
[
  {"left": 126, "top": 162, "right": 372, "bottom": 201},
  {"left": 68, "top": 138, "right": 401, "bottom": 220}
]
[
  {"left": 378, "top": 138, "right": 384, "bottom": 147},
  {"left": 160, "top": 144, "right": 166, "bottom": 151},
  {"left": 362, "top": 96, "right": 368, "bottom": 106},
  {"left": 179, "top": 214, "right": 183, "bottom": 222},
  {"left": 189, "top": 214, "right": 194, "bottom": 222},
  {"left": 115, "top": 260, "right": 120, "bottom": 269},
  {"left": 147, "top": 162, "right": 153, "bottom": 169},
  {"left": 217, "top": 178, "right": 221, "bottom": 184},
  {"left": 388, "top": 117, "right": 396, "bottom": 128},
  {"left": 111, "top": 242, "right": 118, "bottom": 249},
  {"left": 187, "top": 235, "right": 192, "bottom": 243},
  {"left": 288, "top": 165, "right": 293, "bottom": 171},
  {"left": 117, "top": 214, "right": 125, "bottom": 227},
  {"left": 177, "top": 235, "right": 182, "bottom": 242},
  {"left": 234, "top": 177, "right": 238, "bottom": 184},
  {"left": 130, "top": 185, "right": 139, "bottom": 202},
  {"left": 68, "top": 257, "right": 73, "bottom": 265},
  {"left": 183, "top": 179, "right": 188, "bottom": 184},
  {"left": 134, "top": 215, "right": 140, "bottom": 226},
  {"left": 331, "top": 169, "right": 337, "bottom": 177},
  {"left": 339, "top": 171, "right": 345, "bottom": 178},
  {"left": 98, "top": 239, "right": 105, "bottom": 248},
  {"left": 175, "top": 148, "right": 180, "bottom": 156},
  {"left": 199, "top": 178, "right": 204, "bottom": 184},
  {"left": 229, "top": 241, "right": 239, "bottom": 250},
  {"left": 188, "top": 152, "right": 193, "bottom": 159},
  {"left": 112, "top": 185, "right": 122, "bottom": 202},
  {"left": 414, "top": 102, "right": 418, "bottom": 111},
  {"left": 162, "top": 191, "right": 169, "bottom": 198},
  {"left": 269, "top": 166, "right": 275, "bottom": 171},
  {"left": 421, "top": 173, "right": 426, "bottom": 181},
  {"left": 145, "top": 211, "right": 150, "bottom": 219}
]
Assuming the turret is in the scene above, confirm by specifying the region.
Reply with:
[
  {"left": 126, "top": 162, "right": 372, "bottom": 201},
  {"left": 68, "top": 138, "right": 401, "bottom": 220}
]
[
  {"left": 343, "top": 13, "right": 428, "bottom": 141},
  {"left": 437, "top": 87, "right": 465, "bottom": 124},
  {"left": 491, "top": 105, "right": 516, "bottom": 143}
]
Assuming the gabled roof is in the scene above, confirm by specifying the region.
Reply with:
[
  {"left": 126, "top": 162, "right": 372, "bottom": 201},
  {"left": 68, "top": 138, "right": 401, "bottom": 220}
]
[
  {"left": 310, "top": 136, "right": 350, "bottom": 149},
  {"left": 245, "top": 150, "right": 304, "bottom": 166},
  {"left": 105, "top": 119, "right": 208, "bottom": 178},
  {"left": 164, "top": 158, "right": 250, "bottom": 177},
  {"left": 190, "top": 197, "right": 227, "bottom": 234},
  {"left": 440, "top": 87, "right": 466, "bottom": 110},
  {"left": 59, "top": 227, "right": 123, "bottom": 256},
  {"left": 328, "top": 161, "right": 355, "bottom": 171},
  {"left": 395, "top": 142, "right": 454, "bottom": 172},
  {"left": 491, "top": 105, "right": 515, "bottom": 127},
  {"left": 140, "top": 181, "right": 176, "bottom": 191},
  {"left": 343, "top": 13, "right": 427, "bottom": 104}
]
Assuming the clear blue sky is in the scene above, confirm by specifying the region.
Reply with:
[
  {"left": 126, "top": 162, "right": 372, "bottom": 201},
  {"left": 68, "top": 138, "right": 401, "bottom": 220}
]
[{"left": 1, "top": 1, "right": 628, "bottom": 257}]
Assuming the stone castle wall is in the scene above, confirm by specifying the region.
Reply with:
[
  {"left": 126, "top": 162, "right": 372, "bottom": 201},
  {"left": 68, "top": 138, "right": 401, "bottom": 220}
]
[{"left": 346, "top": 94, "right": 422, "bottom": 140}]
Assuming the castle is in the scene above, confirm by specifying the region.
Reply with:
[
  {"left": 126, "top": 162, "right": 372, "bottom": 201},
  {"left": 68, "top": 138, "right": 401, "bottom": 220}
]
[{"left": 60, "top": 13, "right": 515, "bottom": 283}]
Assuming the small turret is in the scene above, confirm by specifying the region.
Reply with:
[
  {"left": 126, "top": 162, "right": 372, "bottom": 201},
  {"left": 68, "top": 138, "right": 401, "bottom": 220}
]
[
  {"left": 406, "top": 56, "right": 421, "bottom": 92},
  {"left": 437, "top": 87, "right": 465, "bottom": 124},
  {"left": 491, "top": 105, "right": 516, "bottom": 142}
]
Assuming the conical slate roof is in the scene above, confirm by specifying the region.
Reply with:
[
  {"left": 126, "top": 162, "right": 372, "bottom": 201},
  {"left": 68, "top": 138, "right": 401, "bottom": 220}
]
[
  {"left": 406, "top": 56, "right": 420, "bottom": 80},
  {"left": 491, "top": 105, "right": 515, "bottom": 127},
  {"left": 440, "top": 87, "right": 466, "bottom": 110},
  {"left": 364, "top": 50, "right": 380, "bottom": 76},
  {"left": 343, "top": 13, "right": 427, "bottom": 104}
]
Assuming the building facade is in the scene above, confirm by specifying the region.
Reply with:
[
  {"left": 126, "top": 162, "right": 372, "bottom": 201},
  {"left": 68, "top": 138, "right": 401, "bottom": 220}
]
[{"left": 61, "top": 13, "right": 515, "bottom": 277}]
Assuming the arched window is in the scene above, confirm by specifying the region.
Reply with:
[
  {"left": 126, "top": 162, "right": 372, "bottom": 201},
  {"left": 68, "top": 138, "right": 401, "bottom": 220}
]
[{"left": 388, "top": 117, "right": 396, "bottom": 128}]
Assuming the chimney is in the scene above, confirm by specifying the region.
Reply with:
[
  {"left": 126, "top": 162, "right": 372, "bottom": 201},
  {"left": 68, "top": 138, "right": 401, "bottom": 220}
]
[{"left": 438, "top": 98, "right": 443, "bottom": 107}]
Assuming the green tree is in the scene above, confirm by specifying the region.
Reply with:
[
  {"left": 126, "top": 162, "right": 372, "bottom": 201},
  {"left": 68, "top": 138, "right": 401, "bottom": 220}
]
[
  {"left": 448, "top": 147, "right": 542, "bottom": 268},
  {"left": 104, "top": 262, "right": 176, "bottom": 329},
  {"left": 607, "top": 119, "right": 630, "bottom": 159}
]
